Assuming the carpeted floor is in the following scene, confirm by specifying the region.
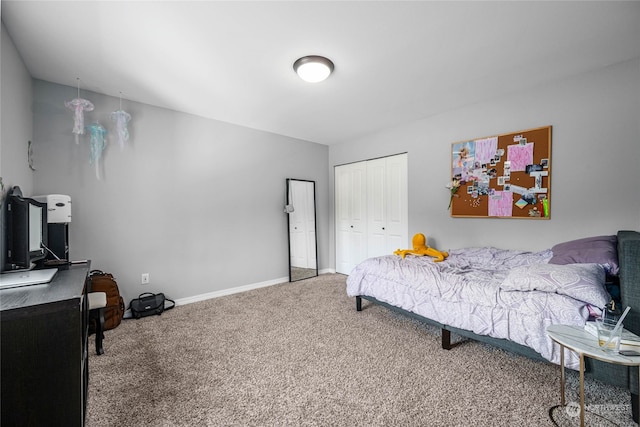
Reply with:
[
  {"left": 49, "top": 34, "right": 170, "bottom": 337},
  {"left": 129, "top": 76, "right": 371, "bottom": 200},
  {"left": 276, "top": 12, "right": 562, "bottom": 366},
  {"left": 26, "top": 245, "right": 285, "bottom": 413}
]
[{"left": 87, "top": 274, "right": 635, "bottom": 426}]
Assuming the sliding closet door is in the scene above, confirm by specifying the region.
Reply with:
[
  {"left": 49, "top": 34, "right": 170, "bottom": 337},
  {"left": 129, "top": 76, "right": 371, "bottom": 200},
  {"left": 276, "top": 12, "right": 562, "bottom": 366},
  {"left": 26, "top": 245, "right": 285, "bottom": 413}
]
[
  {"left": 367, "top": 154, "right": 408, "bottom": 259},
  {"left": 335, "top": 162, "right": 367, "bottom": 275},
  {"left": 335, "top": 153, "right": 408, "bottom": 275}
]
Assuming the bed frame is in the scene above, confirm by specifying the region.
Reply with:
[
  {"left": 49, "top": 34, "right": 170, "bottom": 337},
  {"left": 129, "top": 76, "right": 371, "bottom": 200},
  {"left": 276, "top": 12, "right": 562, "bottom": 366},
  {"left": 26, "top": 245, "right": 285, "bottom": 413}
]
[{"left": 355, "top": 230, "right": 640, "bottom": 396}]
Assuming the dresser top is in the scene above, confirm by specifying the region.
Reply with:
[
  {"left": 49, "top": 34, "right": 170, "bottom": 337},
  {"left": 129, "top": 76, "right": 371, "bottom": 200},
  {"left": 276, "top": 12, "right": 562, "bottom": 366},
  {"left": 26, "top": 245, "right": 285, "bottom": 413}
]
[{"left": 0, "top": 263, "right": 90, "bottom": 313}]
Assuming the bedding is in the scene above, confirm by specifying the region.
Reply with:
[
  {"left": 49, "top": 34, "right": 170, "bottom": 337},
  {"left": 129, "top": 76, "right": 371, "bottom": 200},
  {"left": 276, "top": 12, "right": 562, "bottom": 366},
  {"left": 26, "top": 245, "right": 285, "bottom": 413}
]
[
  {"left": 346, "top": 246, "right": 612, "bottom": 370},
  {"left": 500, "top": 263, "right": 609, "bottom": 305}
]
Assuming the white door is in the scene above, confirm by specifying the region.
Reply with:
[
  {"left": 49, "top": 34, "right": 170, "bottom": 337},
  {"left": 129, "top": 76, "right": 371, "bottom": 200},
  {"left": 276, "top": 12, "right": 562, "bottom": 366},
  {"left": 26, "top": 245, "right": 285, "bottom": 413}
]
[
  {"left": 302, "top": 181, "right": 317, "bottom": 270},
  {"left": 335, "top": 162, "right": 367, "bottom": 275},
  {"left": 366, "top": 154, "right": 408, "bottom": 258},
  {"left": 335, "top": 154, "right": 408, "bottom": 275},
  {"left": 366, "top": 158, "right": 388, "bottom": 258},
  {"left": 289, "top": 180, "right": 316, "bottom": 269},
  {"left": 381, "top": 153, "right": 408, "bottom": 256}
]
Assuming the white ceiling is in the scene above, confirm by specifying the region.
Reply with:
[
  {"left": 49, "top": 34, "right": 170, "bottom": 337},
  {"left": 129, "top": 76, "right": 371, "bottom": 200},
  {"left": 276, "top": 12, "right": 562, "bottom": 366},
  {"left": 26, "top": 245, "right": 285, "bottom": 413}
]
[{"left": 2, "top": 1, "right": 639, "bottom": 145}]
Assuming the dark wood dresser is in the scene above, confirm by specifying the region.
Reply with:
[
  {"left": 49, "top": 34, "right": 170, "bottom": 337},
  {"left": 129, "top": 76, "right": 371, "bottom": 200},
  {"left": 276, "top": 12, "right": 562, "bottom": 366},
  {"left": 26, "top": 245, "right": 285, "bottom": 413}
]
[{"left": 1, "top": 262, "right": 90, "bottom": 426}]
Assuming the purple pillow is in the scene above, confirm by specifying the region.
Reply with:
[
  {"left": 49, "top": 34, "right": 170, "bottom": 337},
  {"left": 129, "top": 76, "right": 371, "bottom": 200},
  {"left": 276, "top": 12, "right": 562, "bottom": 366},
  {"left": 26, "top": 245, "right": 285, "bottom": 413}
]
[{"left": 549, "top": 235, "right": 618, "bottom": 275}]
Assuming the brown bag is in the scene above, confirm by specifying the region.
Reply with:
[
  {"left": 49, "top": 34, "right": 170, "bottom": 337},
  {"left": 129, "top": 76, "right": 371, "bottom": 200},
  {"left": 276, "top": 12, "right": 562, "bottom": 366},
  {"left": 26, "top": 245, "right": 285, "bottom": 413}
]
[{"left": 89, "top": 270, "right": 125, "bottom": 332}]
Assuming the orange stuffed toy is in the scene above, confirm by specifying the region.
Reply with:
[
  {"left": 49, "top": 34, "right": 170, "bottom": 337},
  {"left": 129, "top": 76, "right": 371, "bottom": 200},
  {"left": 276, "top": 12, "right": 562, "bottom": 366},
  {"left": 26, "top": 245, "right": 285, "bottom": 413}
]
[{"left": 393, "top": 233, "right": 448, "bottom": 262}]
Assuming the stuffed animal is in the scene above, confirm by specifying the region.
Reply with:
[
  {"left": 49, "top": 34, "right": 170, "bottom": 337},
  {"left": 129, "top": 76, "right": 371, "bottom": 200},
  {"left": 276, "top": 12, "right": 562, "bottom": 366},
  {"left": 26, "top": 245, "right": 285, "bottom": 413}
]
[{"left": 393, "top": 233, "right": 448, "bottom": 262}]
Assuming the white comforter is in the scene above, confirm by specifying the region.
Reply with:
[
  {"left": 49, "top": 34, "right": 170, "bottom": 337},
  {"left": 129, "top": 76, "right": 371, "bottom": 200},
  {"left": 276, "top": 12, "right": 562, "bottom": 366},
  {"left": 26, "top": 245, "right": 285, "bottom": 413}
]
[{"left": 346, "top": 247, "right": 610, "bottom": 370}]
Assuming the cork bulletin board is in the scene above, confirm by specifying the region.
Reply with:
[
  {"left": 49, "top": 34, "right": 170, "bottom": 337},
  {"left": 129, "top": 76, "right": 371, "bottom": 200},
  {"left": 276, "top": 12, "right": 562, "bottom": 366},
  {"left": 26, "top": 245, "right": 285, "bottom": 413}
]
[{"left": 450, "top": 126, "right": 551, "bottom": 219}]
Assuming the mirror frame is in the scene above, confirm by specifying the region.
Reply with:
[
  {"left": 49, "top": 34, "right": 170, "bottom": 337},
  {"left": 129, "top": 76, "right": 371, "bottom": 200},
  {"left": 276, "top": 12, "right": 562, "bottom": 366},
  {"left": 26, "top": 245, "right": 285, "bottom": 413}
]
[{"left": 286, "top": 179, "right": 318, "bottom": 282}]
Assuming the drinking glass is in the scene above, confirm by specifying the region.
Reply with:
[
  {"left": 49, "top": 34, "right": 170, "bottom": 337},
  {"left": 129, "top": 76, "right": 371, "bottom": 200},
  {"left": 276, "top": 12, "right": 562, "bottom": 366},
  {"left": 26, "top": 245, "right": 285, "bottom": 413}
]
[{"left": 596, "top": 318, "right": 622, "bottom": 353}]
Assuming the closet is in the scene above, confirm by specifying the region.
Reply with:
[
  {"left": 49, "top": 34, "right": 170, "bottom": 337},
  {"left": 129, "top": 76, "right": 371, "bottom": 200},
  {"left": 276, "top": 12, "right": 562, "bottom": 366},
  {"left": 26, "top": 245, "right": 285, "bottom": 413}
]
[{"left": 335, "top": 153, "right": 408, "bottom": 275}]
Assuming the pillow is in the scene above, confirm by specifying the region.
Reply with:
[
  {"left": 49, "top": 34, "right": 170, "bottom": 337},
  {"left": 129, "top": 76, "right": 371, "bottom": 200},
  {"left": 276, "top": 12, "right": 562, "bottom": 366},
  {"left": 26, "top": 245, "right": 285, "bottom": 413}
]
[
  {"left": 548, "top": 235, "right": 618, "bottom": 275},
  {"left": 500, "top": 263, "right": 610, "bottom": 307}
]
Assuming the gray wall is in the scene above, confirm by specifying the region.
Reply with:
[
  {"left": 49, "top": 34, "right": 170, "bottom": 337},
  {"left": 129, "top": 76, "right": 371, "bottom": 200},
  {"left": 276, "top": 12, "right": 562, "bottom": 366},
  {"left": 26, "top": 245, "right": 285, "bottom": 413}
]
[
  {"left": 25, "top": 79, "right": 329, "bottom": 304},
  {"left": 1, "top": 24, "right": 34, "bottom": 270},
  {"left": 329, "top": 58, "right": 640, "bottom": 257},
  {"left": 1, "top": 24, "right": 33, "bottom": 195}
]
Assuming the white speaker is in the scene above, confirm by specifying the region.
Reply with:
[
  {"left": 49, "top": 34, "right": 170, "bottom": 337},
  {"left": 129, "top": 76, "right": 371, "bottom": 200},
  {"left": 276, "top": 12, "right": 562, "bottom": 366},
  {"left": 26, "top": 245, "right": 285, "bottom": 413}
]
[{"left": 31, "top": 194, "right": 72, "bottom": 223}]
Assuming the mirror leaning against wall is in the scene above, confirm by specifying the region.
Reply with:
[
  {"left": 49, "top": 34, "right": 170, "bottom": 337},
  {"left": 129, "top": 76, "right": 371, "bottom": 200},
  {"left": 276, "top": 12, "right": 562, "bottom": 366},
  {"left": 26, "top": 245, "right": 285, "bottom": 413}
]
[{"left": 285, "top": 179, "right": 318, "bottom": 282}]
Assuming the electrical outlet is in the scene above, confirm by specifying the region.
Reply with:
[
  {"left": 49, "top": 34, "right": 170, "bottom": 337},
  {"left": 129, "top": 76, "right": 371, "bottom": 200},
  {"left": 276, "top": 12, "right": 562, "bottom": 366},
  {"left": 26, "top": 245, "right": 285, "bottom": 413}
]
[{"left": 141, "top": 273, "right": 150, "bottom": 285}]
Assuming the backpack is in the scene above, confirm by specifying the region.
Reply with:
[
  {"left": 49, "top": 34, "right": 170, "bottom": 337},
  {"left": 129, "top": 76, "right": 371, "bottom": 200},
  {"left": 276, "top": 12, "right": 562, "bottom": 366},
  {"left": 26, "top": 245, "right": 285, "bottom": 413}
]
[{"left": 88, "top": 270, "right": 125, "bottom": 332}]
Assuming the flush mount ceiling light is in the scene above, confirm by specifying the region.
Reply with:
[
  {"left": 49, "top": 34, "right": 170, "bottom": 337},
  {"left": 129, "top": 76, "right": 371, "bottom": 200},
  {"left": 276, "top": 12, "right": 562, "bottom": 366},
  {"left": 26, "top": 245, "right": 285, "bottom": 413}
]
[{"left": 293, "top": 56, "right": 334, "bottom": 83}]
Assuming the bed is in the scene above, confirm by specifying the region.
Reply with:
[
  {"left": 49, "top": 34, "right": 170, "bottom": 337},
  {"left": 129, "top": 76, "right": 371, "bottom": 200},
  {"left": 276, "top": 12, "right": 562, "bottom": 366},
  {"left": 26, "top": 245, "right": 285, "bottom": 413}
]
[{"left": 347, "top": 230, "right": 640, "bottom": 403}]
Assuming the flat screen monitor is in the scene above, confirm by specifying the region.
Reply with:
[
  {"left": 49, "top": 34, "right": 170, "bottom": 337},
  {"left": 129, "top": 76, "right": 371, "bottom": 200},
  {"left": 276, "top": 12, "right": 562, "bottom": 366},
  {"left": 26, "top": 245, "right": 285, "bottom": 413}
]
[
  {"left": 5, "top": 195, "right": 48, "bottom": 271},
  {"left": 29, "top": 203, "right": 43, "bottom": 254}
]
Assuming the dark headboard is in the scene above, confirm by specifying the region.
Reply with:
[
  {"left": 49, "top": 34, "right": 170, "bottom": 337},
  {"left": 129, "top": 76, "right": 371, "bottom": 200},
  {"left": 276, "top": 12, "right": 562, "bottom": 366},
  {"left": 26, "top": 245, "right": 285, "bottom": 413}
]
[{"left": 618, "top": 230, "right": 640, "bottom": 335}]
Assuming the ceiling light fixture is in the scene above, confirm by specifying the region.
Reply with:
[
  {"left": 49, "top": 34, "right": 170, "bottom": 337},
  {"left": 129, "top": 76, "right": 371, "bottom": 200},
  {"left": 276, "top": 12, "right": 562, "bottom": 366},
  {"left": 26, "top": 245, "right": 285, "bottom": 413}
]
[{"left": 293, "top": 56, "right": 334, "bottom": 83}]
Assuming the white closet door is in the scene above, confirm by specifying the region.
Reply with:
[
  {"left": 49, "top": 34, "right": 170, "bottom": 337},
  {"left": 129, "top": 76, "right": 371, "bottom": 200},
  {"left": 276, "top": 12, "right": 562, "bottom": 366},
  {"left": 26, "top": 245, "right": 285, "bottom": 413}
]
[
  {"left": 335, "top": 162, "right": 367, "bottom": 275},
  {"left": 382, "top": 153, "right": 408, "bottom": 256},
  {"left": 366, "top": 158, "right": 388, "bottom": 258},
  {"left": 335, "top": 154, "right": 408, "bottom": 275}
]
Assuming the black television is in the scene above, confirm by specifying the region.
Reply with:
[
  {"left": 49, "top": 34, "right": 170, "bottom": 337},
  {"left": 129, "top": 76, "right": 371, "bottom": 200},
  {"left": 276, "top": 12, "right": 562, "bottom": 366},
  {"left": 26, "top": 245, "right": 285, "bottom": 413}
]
[{"left": 3, "top": 187, "right": 48, "bottom": 271}]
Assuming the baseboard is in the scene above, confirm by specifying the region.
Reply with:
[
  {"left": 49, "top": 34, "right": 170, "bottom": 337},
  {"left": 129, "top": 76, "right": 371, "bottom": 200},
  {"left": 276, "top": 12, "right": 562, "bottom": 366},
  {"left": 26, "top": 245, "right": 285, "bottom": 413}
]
[
  {"left": 122, "top": 272, "right": 336, "bottom": 319},
  {"left": 173, "top": 276, "right": 290, "bottom": 307},
  {"left": 178, "top": 270, "right": 336, "bottom": 305}
]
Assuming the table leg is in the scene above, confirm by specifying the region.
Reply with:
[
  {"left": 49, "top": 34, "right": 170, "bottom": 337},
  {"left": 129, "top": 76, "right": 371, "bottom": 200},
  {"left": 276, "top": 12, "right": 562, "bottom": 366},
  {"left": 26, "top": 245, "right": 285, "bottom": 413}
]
[
  {"left": 560, "top": 344, "right": 565, "bottom": 406},
  {"left": 580, "top": 354, "right": 585, "bottom": 427}
]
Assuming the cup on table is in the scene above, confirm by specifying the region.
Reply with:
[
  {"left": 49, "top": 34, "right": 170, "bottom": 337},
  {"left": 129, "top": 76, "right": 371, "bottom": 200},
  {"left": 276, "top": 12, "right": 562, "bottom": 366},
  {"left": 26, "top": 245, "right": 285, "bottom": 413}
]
[{"left": 596, "top": 318, "right": 622, "bottom": 353}]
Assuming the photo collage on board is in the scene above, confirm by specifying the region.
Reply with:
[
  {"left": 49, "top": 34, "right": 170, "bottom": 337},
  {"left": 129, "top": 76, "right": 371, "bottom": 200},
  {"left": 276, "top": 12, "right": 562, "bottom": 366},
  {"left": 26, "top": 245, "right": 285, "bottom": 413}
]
[{"left": 451, "top": 130, "right": 549, "bottom": 218}]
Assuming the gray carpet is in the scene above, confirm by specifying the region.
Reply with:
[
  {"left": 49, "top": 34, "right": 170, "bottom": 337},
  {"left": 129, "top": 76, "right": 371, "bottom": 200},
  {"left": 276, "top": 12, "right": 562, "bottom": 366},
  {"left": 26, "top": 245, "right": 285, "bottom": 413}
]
[{"left": 87, "top": 274, "right": 635, "bottom": 426}]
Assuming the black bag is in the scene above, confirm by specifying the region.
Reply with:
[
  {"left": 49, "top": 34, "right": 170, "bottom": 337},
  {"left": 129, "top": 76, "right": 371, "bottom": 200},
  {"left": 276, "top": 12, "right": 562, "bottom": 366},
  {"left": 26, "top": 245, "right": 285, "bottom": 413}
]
[{"left": 129, "top": 292, "right": 175, "bottom": 319}]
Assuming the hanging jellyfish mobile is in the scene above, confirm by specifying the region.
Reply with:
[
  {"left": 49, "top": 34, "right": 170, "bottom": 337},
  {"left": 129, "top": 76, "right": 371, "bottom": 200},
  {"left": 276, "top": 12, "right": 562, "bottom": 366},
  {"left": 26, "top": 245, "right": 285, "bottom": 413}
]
[
  {"left": 89, "top": 122, "right": 107, "bottom": 180},
  {"left": 110, "top": 93, "right": 131, "bottom": 149},
  {"left": 65, "top": 78, "right": 94, "bottom": 144}
]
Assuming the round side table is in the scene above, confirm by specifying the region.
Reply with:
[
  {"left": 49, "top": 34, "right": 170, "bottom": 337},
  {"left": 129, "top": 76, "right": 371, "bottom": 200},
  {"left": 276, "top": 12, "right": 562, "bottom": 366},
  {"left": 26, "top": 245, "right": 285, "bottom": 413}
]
[{"left": 547, "top": 324, "right": 640, "bottom": 427}]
